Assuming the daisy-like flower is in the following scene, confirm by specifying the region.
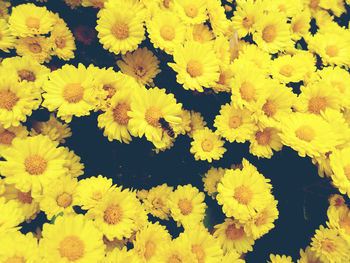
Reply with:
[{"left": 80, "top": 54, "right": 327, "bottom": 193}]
[
  {"left": 16, "top": 35, "right": 52, "bottom": 64},
  {"left": 249, "top": 126, "right": 283, "bottom": 159},
  {"left": 217, "top": 160, "right": 273, "bottom": 222},
  {"left": 0, "top": 135, "right": 68, "bottom": 198},
  {"left": 0, "top": 19, "right": 15, "bottom": 52},
  {"left": 146, "top": 10, "right": 186, "bottom": 54},
  {"left": 290, "top": 9, "right": 311, "bottom": 41},
  {"left": 0, "top": 232, "right": 39, "bottom": 263},
  {"left": 49, "top": 22, "right": 76, "bottom": 61},
  {"left": 0, "top": 124, "right": 28, "bottom": 155},
  {"left": 86, "top": 186, "right": 147, "bottom": 240},
  {"left": 187, "top": 110, "right": 207, "bottom": 138},
  {"left": 214, "top": 102, "right": 256, "bottom": 143},
  {"left": 142, "top": 183, "right": 173, "bottom": 220},
  {"left": 0, "top": 76, "right": 41, "bottom": 128},
  {"left": 39, "top": 214, "right": 105, "bottom": 263},
  {"left": 61, "top": 146, "right": 84, "bottom": 178},
  {"left": 310, "top": 225, "right": 350, "bottom": 263},
  {"left": 134, "top": 222, "right": 172, "bottom": 263},
  {"left": 173, "top": 0, "right": 207, "bottom": 25},
  {"left": 190, "top": 127, "right": 226, "bottom": 162},
  {"left": 158, "top": 236, "right": 197, "bottom": 263},
  {"left": 279, "top": 113, "right": 342, "bottom": 158},
  {"left": 213, "top": 218, "right": 255, "bottom": 254},
  {"left": 117, "top": 47, "right": 161, "bottom": 87},
  {"left": 0, "top": 197, "right": 24, "bottom": 233},
  {"left": 96, "top": 2, "right": 146, "bottom": 55},
  {"left": 30, "top": 114, "right": 72, "bottom": 144},
  {"left": 39, "top": 176, "right": 79, "bottom": 220},
  {"left": 327, "top": 205, "right": 350, "bottom": 243},
  {"left": 329, "top": 147, "right": 350, "bottom": 198},
  {"left": 237, "top": 44, "right": 272, "bottom": 75},
  {"left": 8, "top": 3, "right": 55, "bottom": 37},
  {"left": 212, "top": 64, "right": 234, "bottom": 93},
  {"left": 268, "top": 254, "right": 294, "bottom": 263},
  {"left": 221, "top": 250, "right": 245, "bottom": 263},
  {"left": 207, "top": 0, "right": 231, "bottom": 36},
  {"left": 178, "top": 224, "right": 223, "bottom": 263},
  {"left": 202, "top": 167, "right": 227, "bottom": 199},
  {"left": 253, "top": 12, "right": 293, "bottom": 53},
  {"left": 167, "top": 184, "right": 206, "bottom": 228},
  {"left": 168, "top": 41, "right": 220, "bottom": 92},
  {"left": 97, "top": 88, "right": 135, "bottom": 143},
  {"left": 42, "top": 63, "right": 100, "bottom": 123},
  {"left": 128, "top": 87, "right": 183, "bottom": 149},
  {"left": 185, "top": 24, "right": 214, "bottom": 44},
  {"left": 297, "top": 246, "right": 322, "bottom": 263}
]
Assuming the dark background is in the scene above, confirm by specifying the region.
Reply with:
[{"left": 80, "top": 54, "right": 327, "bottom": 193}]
[{"left": 3, "top": 0, "right": 350, "bottom": 261}]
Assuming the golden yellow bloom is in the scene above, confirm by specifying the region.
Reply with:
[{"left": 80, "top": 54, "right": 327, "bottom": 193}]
[
  {"left": 49, "top": 22, "right": 76, "bottom": 61},
  {"left": 173, "top": 0, "right": 208, "bottom": 25},
  {"left": 16, "top": 35, "right": 52, "bottom": 64},
  {"left": 202, "top": 167, "right": 227, "bottom": 199},
  {"left": 297, "top": 246, "right": 322, "bottom": 263},
  {"left": 0, "top": 19, "right": 15, "bottom": 52},
  {"left": 249, "top": 126, "right": 283, "bottom": 159},
  {"left": 0, "top": 124, "right": 28, "bottom": 155},
  {"left": 185, "top": 23, "right": 214, "bottom": 44},
  {"left": 327, "top": 205, "right": 350, "bottom": 243},
  {"left": 268, "top": 254, "right": 294, "bottom": 263},
  {"left": 158, "top": 236, "right": 197, "bottom": 263}
]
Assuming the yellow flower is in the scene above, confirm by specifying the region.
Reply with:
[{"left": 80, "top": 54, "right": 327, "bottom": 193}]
[
  {"left": 268, "top": 254, "right": 294, "bottom": 263},
  {"left": 297, "top": 246, "right": 322, "bottom": 263},
  {"left": 185, "top": 23, "right": 214, "bottom": 44},
  {"left": 0, "top": 124, "right": 28, "bottom": 156},
  {"left": 61, "top": 146, "right": 84, "bottom": 178},
  {"left": 105, "top": 247, "right": 141, "bottom": 263},
  {"left": 173, "top": 0, "right": 208, "bottom": 25},
  {"left": 8, "top": 3, "right": 55, "bottom": 37},
  {"left": 187, "top": 110, "right": 207, "bottom": 138},
  {"left": 202, "top": 167, "right": 227, "bottom": 199},
  {"left": 237, "top": 44, "right": 272, "bottom": 75},
  {"left": 329, "top": 147, "right": 350, "bottom": 198},
  {"left": 319, "top": 0, "right": 346, "bottom": 17},
  {"left": 0, "top": 19, "right": 15, "bottom": 52},
  {"left": 169, "top": 41, "right": 220, "bottom": 92},
  {"left": 290, "top": 9, "right": 311, "bottom": 41},
  {"left": 40, "top": 214, "right": 105, "bottom": 263},
  {"left": 221, "top": 250, "right": 245, "bottom": 263},
  {"left": 157, "top": 236, "right": 197, "bottom": 263},
  {"left": 207, "top": 0, "right": 231, "bottom": 36},
  {"left": 190, "top": 127, "right": 226, "bottom": 162},
  {"left": 167, "top": 184, "right": 206, "bottom": 228},
  {"left": 212, "top": 64, "right": 234, "bottom": 93},
  {"left": 16, "top": 35, "right": 52, "bottom": 64},
  {"left": 249, "top": 126, "right": 283, "bottom": 159},
  {"left": 117, "top": 47, "right": 161, "bottom": 87},
  {"left": 42, "top": 63, "right": 100, "bottom": 123},
  {"left": 0, "top": 135, "right": 69, "bottom": 197},
  {"left": 327, "top": 205, "right": 350, "bottom": 243},
  {"left": 49, "top": 22, "right": 76, "bottom": 61},
  {"left": 0, "top": 197, "right": 24, "bottom": 233},
  {"left": 0, "top": 1, "right": 10, "bottom": 20}
]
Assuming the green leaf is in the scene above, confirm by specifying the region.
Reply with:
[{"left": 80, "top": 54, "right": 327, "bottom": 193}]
[
  {"left": 296, "top": 43, "right": 303, "bottom": 50},
  {"left": 203, "top": 206, "right": 216, "bottom": 231},
  {"left": 50, "top": 212, "right": 64, "bottom": 224}
]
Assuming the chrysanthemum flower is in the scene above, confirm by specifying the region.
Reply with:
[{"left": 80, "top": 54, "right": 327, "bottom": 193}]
[
  {"left": 221, "top": 250, "right": 245, "bottom": 263},
  {"left": 0, "top": 197, "right": 24, "bottom": 233},
  {"left": 128, "top": 87, "right": 183, "bottom": 149},
  {"left": 253, "top": 12, "right": 293, "bottom": 53},
  {"left": 0, "top": 124, "right": 28, "bottom": 155},
  {"left": 167, "top": 184, "right": 206, "bottom": 228},
  {"left": 61, "top": 146, "right": 84, "bottom": 178},
  {"left": 0, "top": 135, "right": 69, "bottom": 197},
  {"left": 15, "top": 35, "right": 52, "bottom": 63},
  {"left": 202, "top": 167, "right": 227, "bottom": 199},
  {"left": 310, "top": 225, "right": 350, "bottom": 263},
  {"left": 190, "top": 127, "right": 226, "bottom": 162},
  {"left": 42, "top": 63, "right": 100, "bottom": 123},
  {"left": 173, "top": 0, "right": 207, "bottom": 25},
  {"left": 0, "top": 76, "right": 41, "bottom": 128},
  {"left": 329, "top": 147, "right": 350, "bottom": 198},
  {"left": 96, "top": 2, "right": 146, "bottom": 55},
  {"left": 297, "top": 246, "right": 322, "bottom": 263},
  {"left": 268, "top": 254, "right": 294, "bottom": 263},
  {"left": 187, "top": 110, "right": 207, "bottom": 138},
  {"left": 134, "top": 222, "right": 172, "bottom": 263},
  {"left": 40, "top": 214, "right": 105, "bottom": 263},
  {"left": 213, "top": 218, "right": 255, "bottom": 254},
  {"left": 0, "top": 19, "right": 15, "bottom": 52},
  {"left": 212, "top": 64, "right": 234, "bottom": 93},
  {"left": 49, "top": 22, "right": 76, "bottom": 61},
  {"left": 207, "top": 0, "right": 231, "bottom": 36},
  {"left": 168, "top": 41, "right": 220, "bottom": 92},
  {"left": 279, "top": 113, "right": 342, "bottom": 158},
  {"left": 249, "top": 126, "right": 283, "bottom": 159},
  {"left": 0, "top": 232, "right": 39, "bottom": 263},
  {"left": 146, "top": 10, "right": 186, "bottom": 54},
  {"left": 8, "top": 3, "right": 55, "bottom": 37},
  {"left": 158, "top": 236, "right": 197, "bottom": 263},
  {"left": 217, "top": 165, "right": 273, "bottom": 222},
  {"left": 214, "top": 102, "right": 255, "bottom": 143},
  {"left": 237, "top": 44, "right": 272, "bottom": 75},
  {"left": 290, "top": 9, "right": 311, "bottom": 41},
  {"left": 142, "top": 183, "right": 173, "bottom": 220},
  {"left": 178, "top": 225, "right": 223, "bottom": 263},
  {"left": 117, "top": 47, "right": 161, "bottom": 87},
  {"left": 185, "top": 24, "right": 214, "bottom": 44},
  {"left": 86, "top": 186, "right": 147, "bottom": 240},
  {"left": 327, "top": 205, "right": 350, "bottom": 243}
]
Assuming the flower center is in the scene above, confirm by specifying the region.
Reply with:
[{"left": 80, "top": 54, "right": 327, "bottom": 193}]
[
  {"left": 217, "top": 72, "right": 226, "bottom": 85},
  {"left": 0, "top": 130, "right": 15, "bottom": 145},
  {"left": 112, "top": 22, "right": 129, "bottom": 40},
  {"left": 0, "top": 91, "right": 19, "bottom": 111},
  {"left": 295, "top": 125, "right": 315, "bottom": 142},
  {"left": 186, "top": 60, "right": 203, "bottom": 78},
  {"left": 191, "top": 244, "right": 206, "bottom": 263},
  {"left": 63, "top": 83, "right": 84, "bottom": 103},
  {"left": 17, "top": 190, "right": 33, "bottom": 204},
  {"left": 113, "top": 102, "right": 131, "bottom": 125},
  {"left": 133, "top": 64, "right": 146, "bottom": 78},
  {"left": 262, "top": 25, "right": 277, "bottom": 43},
  {"left": 308, "top": 96, "right": 327, "bottom": 114},
  {"left": 103, "top": 84, "right": 116, "bottom": 98},
  {"left": 234, "top": 185, "right": 253, "bottom": 205},
  {"left": 279, "top": 65, "right": 294, "bottom": 77},
  {"left": 293, "top": 19, "right": 303, "bottom": 33},
  {"left": 242, "top": 14, "right": 254, "bottom": 29},
  {"left": 160, "top": 25, "right": 175, "bottom": 41},
  {"left": 25, "top": 154, "right": 47, "bottom": 175},
  {"left": 201, "top": 139, "right": 214, "bottom": 152},
  {"left": 18, "top": 70, "right": 36, "bottom": 82},
  {"left": 255, "top": 210, "right": 268, "bottom": 226},
  {"left": 26, "top": 17, "right": 40, "bottom": 29},
  {"left": 320, "top": 239, "right": 336, "bottom": 253},
  {"left": 28, "top": 43, "right": 42, "bottom": 54},
  {"left": 168, "top": 255, "right": 182, "bottom": 263},
  {"left": 184, "top": 4, "right": 198, "bottom": 18},
  {"left": 262, "top": 100, "right": 277, "bottom": 117},
  {"left": 343, "top": 165, "right": 350, "bottom": 180},
  {"left": 145, "top": 106, "right": 163, "bottom": 127},
  {"left": 152, "top": 198, "right": 164, "bottom": 210},
  {"left": 178, "top": 199, "right": 193, "bottom": 215},
  {"left": 256, "top": 129, "right": 271, "bottom": 146},
  {"left": 144, "top": 240, "right": 156, "bottom": 260},
  {"left": 56, "top": 37, "right": 66, "bottom": 49},
  {"left": 4, "top": 256, "right": 25, "bottom": 263},
  {"left": 163, "top": 0, "right": 171, "bottom": 8},
  {"left": 104, "top": 204, "right": 123, "bottom": 224},
  {"left": 225, "top": 224, "right": 245, "bottom": 240},
  {"left": 240, "top": 81, "right": 255, "bottom": 102},
  {"left": 91, "top": 191, "right": 103, "bottom": 200},
  {"left": 309, "top": 0, "right": 320, "bottom": 9},
  {"left": 56, "top": 192, "right": 73, "bottom": 208},
  {"left": 228, "top": 115, "right": 242, "bottom": 129},
  {"left": 325, "top": 45, "right": 339, "bottom": 57},
  {"left": 58, "top": 235, "right": 85, "bottom": 261}
]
